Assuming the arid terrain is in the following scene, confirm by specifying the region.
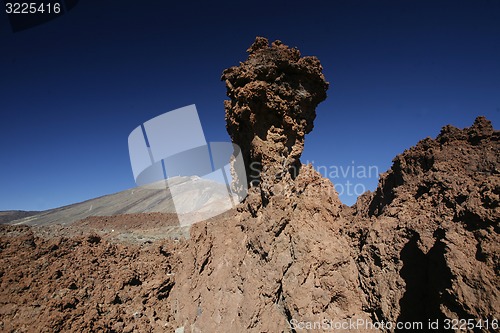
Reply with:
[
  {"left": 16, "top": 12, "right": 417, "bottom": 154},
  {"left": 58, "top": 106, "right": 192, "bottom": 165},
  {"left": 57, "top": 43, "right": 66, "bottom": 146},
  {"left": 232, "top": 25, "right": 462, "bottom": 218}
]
[{"left": 1, "top": 38, "right": 498, "bottom": 332}]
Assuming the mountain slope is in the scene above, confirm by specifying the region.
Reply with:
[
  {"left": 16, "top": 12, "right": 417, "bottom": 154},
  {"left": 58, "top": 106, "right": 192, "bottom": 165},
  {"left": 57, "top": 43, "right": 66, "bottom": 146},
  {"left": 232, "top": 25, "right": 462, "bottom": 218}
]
[
  {"left": 0, "top": 210, "right": 39, "bottom": 224},
  {"left": 10, "top": 177, "right": 232, "bottom": 227}
]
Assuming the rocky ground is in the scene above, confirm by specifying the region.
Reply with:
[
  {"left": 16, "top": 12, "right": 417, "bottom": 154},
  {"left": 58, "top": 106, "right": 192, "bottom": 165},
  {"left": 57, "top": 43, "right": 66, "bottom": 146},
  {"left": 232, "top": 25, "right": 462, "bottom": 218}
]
[{"left": 1, "top": 38, "right": 498, "bottom": 332}]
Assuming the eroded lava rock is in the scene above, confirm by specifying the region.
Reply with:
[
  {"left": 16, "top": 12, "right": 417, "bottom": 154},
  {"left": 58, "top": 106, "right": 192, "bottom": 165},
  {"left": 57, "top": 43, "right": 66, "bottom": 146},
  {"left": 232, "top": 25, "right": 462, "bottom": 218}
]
[
  {"left": 222, "top": 37, "right": 329, "bottom": 205},
  {"left": 0, "top": 37, "right": 498, "bottom": 333},
  {"left": 351, "top": 116, "right": 499, "bottom": 327}
]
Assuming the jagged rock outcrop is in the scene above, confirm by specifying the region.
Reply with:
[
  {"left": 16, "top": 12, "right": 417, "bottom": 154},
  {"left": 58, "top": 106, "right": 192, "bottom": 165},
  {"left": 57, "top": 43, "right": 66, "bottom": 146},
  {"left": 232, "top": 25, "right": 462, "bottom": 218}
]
[
  {"left": 0, "top": 37, "right": 498, "bottom": 333},
  {"left": 169, "top": 114, "right": 499, "bottom": 332},
  {"left": 222, "top": 37, "right": 329, "bottom": 205},
  {"left": 351, "top": 116, "right": 499, "bottom": 328},
  {"left": 169, "top": 165, "right": 374, "bottom": 332}
]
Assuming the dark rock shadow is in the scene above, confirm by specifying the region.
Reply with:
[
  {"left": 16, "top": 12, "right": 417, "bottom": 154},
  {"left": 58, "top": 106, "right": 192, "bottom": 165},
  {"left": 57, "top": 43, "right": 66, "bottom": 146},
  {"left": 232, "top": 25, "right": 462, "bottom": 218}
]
[{"left": 397, "top": 231, "right": 453, "bottom": 332}]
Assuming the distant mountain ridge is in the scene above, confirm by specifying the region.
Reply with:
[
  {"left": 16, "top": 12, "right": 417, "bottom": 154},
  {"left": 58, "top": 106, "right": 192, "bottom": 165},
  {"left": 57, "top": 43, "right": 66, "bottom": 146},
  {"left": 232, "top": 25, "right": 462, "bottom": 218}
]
[
  {"left": 8, "top": 176, "right": 233, "bottom": 226},
  {"left": 0, "top": 210, "right": 40, "bottom": 224}
]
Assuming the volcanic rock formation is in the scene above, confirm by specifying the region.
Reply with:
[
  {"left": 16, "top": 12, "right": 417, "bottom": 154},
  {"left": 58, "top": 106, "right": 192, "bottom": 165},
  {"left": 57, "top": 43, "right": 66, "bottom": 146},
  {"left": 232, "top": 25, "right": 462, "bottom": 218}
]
[
  {"left": 351, "top": 116, "right": 499, "bottom": 327},
  {"left": 0, "top": 38, "right": 498, "bottom": 333},
  {"left": 222, "top": 37, "right": 329, "bottom": 205}
]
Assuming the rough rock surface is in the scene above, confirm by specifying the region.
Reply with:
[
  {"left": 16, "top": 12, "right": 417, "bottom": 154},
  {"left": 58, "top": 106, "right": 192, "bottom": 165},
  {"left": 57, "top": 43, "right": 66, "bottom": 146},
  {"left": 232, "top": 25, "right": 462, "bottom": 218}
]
[
  {"left": 0, "top": 38, "right": 498, "bottom": 333},
  {"left": 0, "top": 224, "right": 181, "bottom": 333},
  {"left": 168, "top": 165, "right": 375, "bottom": 332},
  {"left": 351, "top": 116, "right": 499, "bottom": 328},
  {"left": 222, "top": 37, "right": 329, "bottom": 205}
]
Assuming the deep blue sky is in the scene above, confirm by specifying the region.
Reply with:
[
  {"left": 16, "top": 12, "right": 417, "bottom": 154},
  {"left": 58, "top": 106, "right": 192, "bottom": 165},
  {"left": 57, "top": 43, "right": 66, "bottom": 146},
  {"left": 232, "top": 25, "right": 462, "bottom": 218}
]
[{"left": 1, "top": 0, "right": 499, "bottom": 210}]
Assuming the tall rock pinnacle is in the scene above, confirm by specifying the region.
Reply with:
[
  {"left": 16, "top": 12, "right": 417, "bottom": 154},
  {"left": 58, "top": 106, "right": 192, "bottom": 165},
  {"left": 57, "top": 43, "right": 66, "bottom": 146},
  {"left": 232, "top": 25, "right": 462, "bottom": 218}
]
[{"left": 222, "top": 37, "right": 329, "bottom": 203}]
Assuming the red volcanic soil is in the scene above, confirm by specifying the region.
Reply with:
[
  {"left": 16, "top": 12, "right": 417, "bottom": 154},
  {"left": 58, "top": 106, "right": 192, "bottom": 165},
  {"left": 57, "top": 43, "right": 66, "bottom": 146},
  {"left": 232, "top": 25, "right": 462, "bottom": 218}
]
[
  {"left": 0, "top": 223, "right": 181, "bottom": 332},
  {"left": 0, "top": 38, "right": 498, "bottom": 333}
]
